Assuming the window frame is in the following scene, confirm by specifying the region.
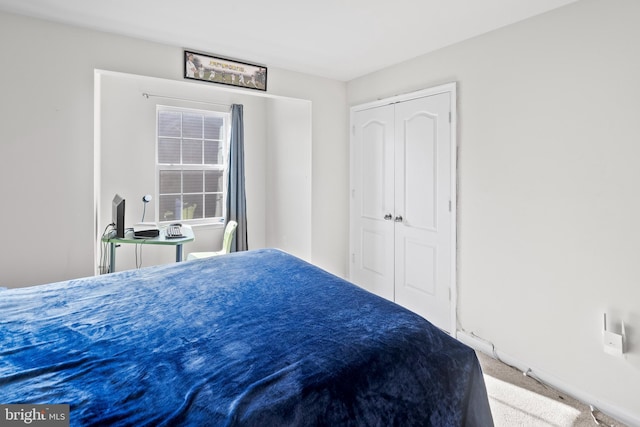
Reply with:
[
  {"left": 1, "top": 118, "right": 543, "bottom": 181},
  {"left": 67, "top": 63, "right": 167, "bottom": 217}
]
[{"left": 155, "top": 105, "right": 230, "bottom": 226}]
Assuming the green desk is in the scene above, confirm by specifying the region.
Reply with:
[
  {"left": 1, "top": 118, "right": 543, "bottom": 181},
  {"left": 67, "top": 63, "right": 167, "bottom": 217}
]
[{"left": 103, "top": 226, "right": 195, "bottom": 273}]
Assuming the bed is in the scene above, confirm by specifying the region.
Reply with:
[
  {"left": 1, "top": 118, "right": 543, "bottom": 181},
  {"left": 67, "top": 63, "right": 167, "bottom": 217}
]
[{"left": 1, "top": 248, "right": 493, "bottom": 426}]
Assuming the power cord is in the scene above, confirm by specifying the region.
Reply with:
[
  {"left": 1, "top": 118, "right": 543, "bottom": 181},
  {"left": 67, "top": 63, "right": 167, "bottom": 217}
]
[
  {"left": 135, "top": 242, "right": 145, "bottom": 269},
  {"left": 461, "top": 327, "right": 615, "bottom": 426},
  {"left": 100, "top": 224, "right": 152, "bottom": 271},
  {"left": 590, "top": 405, "right": 614, "bottom": 426},
  {"left": 99, "top": 223, "right": 115, "bottom": 274}
]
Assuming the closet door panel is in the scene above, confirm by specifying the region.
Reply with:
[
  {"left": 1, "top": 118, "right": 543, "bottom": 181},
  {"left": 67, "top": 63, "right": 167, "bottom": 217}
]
[
  {"left": 361, "top": 122, "right": 389, "bottom": 220},
  {"left": 402, "top": 111, "right": 437, "bottom": 231},
  {"left": 394, "top": 94, "right": 451, "bottom": 331},
  {"left": 350, "top": 105, "right": 395, "bottom": 301}
]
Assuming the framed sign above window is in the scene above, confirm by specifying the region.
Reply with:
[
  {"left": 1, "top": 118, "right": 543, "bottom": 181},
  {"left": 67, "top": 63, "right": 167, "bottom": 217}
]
[{"left": 184, "top": 50, "right": 267, "bottom": 91}]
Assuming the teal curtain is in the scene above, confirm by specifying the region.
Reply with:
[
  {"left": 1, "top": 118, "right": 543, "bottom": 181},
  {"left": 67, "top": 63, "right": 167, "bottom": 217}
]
[{"left": 226, "top": 104, "right": 248, "bottom": 251}]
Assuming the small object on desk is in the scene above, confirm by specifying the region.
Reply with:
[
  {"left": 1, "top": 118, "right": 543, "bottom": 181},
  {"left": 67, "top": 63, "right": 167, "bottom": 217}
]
[
  {"left": 133, "top": 222, "right": 160, "bottom": 238},
  {"left": 133, "top": 230, "right": 160, "bottom": 238},
  {"left": 166, "top": 224, "right": 184, "bottom": 238}
]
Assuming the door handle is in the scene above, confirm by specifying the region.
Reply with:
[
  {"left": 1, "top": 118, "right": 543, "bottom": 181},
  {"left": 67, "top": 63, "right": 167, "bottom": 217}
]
[
  {"left": 394, "top": 215, "right": 403, "bottom": 222},
  {"left": 384, "top": 213, "right": 393, "bottom": 220}
]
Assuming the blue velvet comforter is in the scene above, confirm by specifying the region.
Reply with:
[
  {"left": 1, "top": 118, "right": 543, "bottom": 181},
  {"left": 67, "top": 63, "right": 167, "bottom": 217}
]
[{"left": 1, "top": 249, "right": 493, "bottom": 426}]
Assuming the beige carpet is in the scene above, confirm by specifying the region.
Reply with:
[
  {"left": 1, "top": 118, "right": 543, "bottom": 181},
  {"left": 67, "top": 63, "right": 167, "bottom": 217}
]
[{"left": 476, "top": 351, "right": 626, "bottom": 427}]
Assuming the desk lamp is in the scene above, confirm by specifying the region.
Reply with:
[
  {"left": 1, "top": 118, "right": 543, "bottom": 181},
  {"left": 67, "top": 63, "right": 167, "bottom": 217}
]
[{"left": 141, "top": 194, "right": 152, "bottom": 222}]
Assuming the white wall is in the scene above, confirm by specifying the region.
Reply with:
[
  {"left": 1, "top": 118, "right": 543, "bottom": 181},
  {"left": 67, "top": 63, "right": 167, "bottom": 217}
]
[
  {"left": 0, "top": 10, "right": 347, "bottom": 287},
  {"left": 268, "top": 69, "right": 349, "bottom": 274},
  {"left": 266, "top": 98, "right": 313, "bottom": 261},
  {"left": 348, "top": 0, "right": 640, "bottom": 423}
]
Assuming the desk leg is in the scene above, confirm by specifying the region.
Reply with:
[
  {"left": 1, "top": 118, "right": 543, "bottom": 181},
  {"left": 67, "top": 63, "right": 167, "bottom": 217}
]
[
  {"left": 110, "top": 242, "right": 116, "bottom": 273},
  {"left": 176, "top": 244, "right": 183, "bottom": 262}
]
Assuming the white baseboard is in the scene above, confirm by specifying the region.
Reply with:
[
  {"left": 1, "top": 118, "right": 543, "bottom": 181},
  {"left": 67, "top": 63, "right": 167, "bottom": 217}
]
[{"left": 457, "top": 331, "right": 640, "bottom": 427}]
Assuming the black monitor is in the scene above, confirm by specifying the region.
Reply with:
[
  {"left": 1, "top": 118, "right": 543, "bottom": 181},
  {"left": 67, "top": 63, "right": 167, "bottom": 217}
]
[{"left": 112, "top": 194, "right": 125, "bottom": 238}]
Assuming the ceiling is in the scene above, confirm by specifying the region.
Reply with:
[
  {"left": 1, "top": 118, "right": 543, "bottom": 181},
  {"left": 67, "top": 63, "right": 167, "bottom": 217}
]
[{"left": 0, "top": 0, "right": 578, "bottom": 81}]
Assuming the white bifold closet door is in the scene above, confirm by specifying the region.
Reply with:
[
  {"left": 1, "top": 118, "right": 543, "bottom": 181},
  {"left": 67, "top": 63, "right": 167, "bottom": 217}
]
[{"left": 350, "top": 92, "right": 452, "bottom": 332}]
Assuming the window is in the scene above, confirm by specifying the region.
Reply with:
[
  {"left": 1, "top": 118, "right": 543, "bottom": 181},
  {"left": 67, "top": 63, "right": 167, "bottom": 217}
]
[{"left": 156, "top": 106, "right": 229, "bottom": 224}]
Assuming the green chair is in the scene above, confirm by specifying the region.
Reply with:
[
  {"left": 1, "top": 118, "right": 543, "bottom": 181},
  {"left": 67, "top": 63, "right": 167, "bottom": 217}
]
[
  {"left": 182, "top": 204, "right": 197, "bottom": 220},
  {"left": 186, "top": 220, "right": 238, "bottom": 260}
]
